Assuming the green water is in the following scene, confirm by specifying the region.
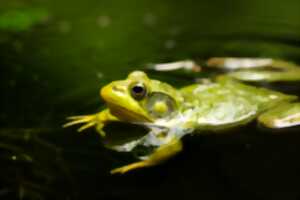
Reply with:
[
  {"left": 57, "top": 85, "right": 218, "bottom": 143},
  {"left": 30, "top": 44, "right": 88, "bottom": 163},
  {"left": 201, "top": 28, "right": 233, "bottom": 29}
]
[{"left": 1, "top": 0, "right": 300, "bottom": 199}]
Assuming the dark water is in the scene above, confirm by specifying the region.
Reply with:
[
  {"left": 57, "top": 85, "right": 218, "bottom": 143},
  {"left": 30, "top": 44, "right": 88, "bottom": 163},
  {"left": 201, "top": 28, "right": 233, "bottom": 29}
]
[{"left": 1, "top": 0, "right": 300, "bottom": 199}]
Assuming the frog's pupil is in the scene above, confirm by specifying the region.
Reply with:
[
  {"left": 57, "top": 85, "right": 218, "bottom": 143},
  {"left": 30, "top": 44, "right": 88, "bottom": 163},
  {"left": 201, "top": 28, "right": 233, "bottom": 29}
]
[
  {"left": 131, "top": 83, "right": 146, "bottom": 100},
  {"left": 133, "top": 86, "right": 143, "bottom": 93}
]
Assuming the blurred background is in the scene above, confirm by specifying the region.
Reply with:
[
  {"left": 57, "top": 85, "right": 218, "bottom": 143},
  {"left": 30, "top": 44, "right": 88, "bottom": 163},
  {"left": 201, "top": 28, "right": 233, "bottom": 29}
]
[{"left": 1, "top": 0, "right": 300, "bottom": 199}]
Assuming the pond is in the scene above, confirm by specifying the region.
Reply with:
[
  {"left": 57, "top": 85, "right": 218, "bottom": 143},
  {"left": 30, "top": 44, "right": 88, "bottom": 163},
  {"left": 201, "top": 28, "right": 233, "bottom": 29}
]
[{"left": 1, "top": 0, "right": 300, "bottom": 199}]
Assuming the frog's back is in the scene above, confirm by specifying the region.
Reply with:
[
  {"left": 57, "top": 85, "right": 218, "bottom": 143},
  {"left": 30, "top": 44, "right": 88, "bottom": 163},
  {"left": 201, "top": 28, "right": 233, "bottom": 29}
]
[{"left": 179, "top": 78, "right": 297, "bottom": 130}]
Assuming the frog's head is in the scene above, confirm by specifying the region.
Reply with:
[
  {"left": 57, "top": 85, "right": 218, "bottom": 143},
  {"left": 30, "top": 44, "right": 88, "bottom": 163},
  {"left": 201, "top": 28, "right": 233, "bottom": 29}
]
[{"left": 100, "top": 71, "right": 183, "bottom": 123}]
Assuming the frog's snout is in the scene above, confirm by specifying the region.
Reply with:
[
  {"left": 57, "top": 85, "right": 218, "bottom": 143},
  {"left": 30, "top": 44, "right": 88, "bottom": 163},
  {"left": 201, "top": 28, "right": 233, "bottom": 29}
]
[
  {"left": 112, "top": 85, "right": 126, "bottom": 93},
  {"left": 100, "top": 82, "right": 128, "bottom": 102},
  {"left": 100, "top": 84, "right": 111, "bottom": 101}
]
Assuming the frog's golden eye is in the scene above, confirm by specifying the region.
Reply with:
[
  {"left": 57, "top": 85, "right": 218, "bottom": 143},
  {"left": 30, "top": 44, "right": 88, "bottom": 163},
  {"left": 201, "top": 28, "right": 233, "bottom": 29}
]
[{"left": 130, "top": 82, "right": 147, "bottom": 100}]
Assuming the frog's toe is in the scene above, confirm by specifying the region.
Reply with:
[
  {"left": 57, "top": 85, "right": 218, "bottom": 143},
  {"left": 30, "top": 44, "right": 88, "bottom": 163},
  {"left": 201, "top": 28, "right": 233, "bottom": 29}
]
[
  {"left": 110, "top": 161, "right": 149, "bottom": 174},
  {"left": 77, "top": 121, "right": 96, "bottom": 132},
  {"left": 96, "top": 124, "right": 106, "bottom": 137},
  {"left": 66, "top": 115, "right": 91, "bottom": 120},
  {"left": 63, "top": 115, "right": 96, "bottom": 129},
  {"left": 258, "top": 103, "right": 300, "bottom": 129}
]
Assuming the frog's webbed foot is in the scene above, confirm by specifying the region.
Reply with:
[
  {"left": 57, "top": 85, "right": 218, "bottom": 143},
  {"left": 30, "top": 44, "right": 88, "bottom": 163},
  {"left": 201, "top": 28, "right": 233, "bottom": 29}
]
[
  {"left": 63, "top": 109, "right": 118, "bottom": 136},
  {"left": 258, "top": 102, "right": 300, "bottom": 129},
  {"left": 63, "top": 114, "right": 106, "bottom": 137},
  {"left": 63, "top": 114, "right": 100, "bottom": 132},
  {"left": 110, "top": 138, "right": 183, "bottom": 174},
  {"left": 206, "top": 57, "right": 300, "bottom": 82}
]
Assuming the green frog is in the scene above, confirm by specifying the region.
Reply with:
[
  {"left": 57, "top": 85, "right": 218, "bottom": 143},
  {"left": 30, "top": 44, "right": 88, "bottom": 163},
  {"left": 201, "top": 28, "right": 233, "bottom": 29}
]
[{"left": 64, "top": 57, "right": 300, "bottom": 174}]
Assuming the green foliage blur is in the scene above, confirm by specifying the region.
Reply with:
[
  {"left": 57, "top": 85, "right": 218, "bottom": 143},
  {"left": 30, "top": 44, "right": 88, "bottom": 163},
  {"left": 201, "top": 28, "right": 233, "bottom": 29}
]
[{"left": 0, "top": 8, "right": 48, "bottom": 32}]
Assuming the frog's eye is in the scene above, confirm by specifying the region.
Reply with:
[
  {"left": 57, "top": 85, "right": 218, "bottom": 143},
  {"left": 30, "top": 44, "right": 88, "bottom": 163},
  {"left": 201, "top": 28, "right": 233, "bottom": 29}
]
[
  {"left": 145, "top": 92, "right": 177, "bottom": 119},
  {"left": 130, "top": 82, "right": 147, "bottom": 100}
]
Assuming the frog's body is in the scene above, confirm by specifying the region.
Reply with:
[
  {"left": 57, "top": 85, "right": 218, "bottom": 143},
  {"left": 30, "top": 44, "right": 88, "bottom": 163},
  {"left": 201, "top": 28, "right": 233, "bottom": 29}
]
[
  {"left": 178, "top": 78, "right": 296, "bottom": 130},
  {"left": 64, "top": 57, "right": 300, "bottom": 174}
]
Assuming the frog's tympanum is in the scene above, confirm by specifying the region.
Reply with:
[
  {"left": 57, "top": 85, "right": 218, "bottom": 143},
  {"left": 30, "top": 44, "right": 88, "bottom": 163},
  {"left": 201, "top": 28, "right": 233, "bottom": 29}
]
[{"left": 64, "top": 57, "right": 300, "bottom": 174}]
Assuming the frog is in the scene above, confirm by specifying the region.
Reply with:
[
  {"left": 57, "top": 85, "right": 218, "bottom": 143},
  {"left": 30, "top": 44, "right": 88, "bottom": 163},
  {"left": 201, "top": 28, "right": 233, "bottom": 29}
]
[{"left": 64, "top": 57, "right": 300, "bottom": 174}]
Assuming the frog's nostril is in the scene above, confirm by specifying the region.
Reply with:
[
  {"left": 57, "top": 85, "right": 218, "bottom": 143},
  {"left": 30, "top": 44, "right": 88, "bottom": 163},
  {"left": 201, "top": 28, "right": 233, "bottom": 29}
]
[{"left": 113, "top": 85, "right": 126, "bottom": 93}]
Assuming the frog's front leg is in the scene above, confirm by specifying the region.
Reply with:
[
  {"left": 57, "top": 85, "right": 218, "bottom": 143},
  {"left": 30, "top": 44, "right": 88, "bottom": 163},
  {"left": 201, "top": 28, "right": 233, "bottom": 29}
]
[
  {"left": 206, "top": 57, "right": 300, "bottom": 82},
  {"left": 258, "top": 102, "right": 300, "bottom": 129},
  {"left": 63, "top": 109, "right": 118, "bottom": 136},
  {"left": 110, "top": 138, "right": 183, "bottom": 174}
]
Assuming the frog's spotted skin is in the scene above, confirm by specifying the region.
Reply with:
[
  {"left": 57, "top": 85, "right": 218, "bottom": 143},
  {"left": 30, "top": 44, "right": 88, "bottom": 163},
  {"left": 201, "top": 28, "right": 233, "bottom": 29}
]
[
  {"left": 180, "top": 77, "right": 296, "bottom": 130},
  {"left": 64, "top": 58, "right": 300, "bottom": 174}
]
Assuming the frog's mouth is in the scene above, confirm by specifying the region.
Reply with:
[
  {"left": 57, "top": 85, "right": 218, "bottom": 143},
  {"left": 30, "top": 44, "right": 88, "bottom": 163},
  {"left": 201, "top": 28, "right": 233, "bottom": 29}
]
[
  {"left": 101, "top": 84, "right": 152, "bottom": 123},
  {"left": 107, "top": 102, "right": 152, "bottom": 122}
]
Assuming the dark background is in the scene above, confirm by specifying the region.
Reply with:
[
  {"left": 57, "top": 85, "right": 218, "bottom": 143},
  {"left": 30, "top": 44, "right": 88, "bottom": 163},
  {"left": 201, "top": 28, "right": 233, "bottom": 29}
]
[{"left": 1, "top": 0, "right": 300, "bottom": 199}]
